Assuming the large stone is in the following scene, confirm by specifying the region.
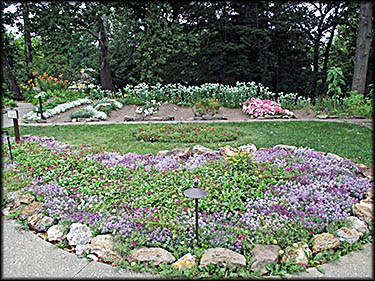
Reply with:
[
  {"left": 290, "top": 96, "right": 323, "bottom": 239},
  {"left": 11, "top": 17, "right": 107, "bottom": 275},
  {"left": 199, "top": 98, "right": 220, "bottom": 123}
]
[
  {"left": 238, "top": 144, "right": 257, "bottom": 153},
  {"left": 311, "top": 233, "right": 341, "bottom": 254},
  {"left": 326, "top": 152, "right": 344, "bottom": 161},
  {"left": 250, "top": 244, "right": 280, "bottom": 275},
  {"left": 5, "top": 191, "right": 21, "bottom": 210},
  {"left": 345, "top": 216, "right": 368, "bottom": 234},
  {"left": 47, "top": 224, "right": 67, "bottom": 242},
  {"left": 66, "top": 223, "right": 93, "bottom": 254},
  {"left": 219, "top": 145, "right": 238, "bottom": 157},
  {"left": 352, "top": 203, "right": 373, "bottom": 223},
  {"left": 192, "top": 145, "right": 218, "bottom": 155},
  {"left": 199, "top": 248, "right": 246, "bottom": 268},
  {"left": 148, "top": 116, "right": 175, "bottom": 121},
  {"left": 316, "top": 114, "right": 328, "bottom": 119},
  {"left": 83, "top": 234, "right": 123, "bottom": 263},
  {"left": 335, "top": 227, "right": 362, "bottom": 245},
  {"left": 28, "top": 213, "right": 54, "bottom": 232},
  {"left": 273, "top": 144, "right": 296, "bottom": 152},
  {"left": 280, "top": 242, "right": 311, "bottom": 265},
  {"left": 19, "top": 201, "right": 43, "bottom": 220},
  {"left": 173, "top": 253, "right": 196, "bottom": 270},
  {"left": 19, "top": 193, "right": 35, "bottom": 204},
  {"left": 127, "top": 247, "right": 175, "bottom": 265},
  {"left": 123, "top": 116, "right": 135, "bottom": 121},
  {"left": 365, "top": 188, "right": 373, "bottom": 200},
  {"left": 157, "top": 147, "right": 190, "bottom": 158}
]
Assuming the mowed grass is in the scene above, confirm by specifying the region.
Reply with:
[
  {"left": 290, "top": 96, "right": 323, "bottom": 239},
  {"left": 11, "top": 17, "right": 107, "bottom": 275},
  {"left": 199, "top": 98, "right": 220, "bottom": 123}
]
[{"left": 7, "top": 120, "right": 373, "bottom": 166}]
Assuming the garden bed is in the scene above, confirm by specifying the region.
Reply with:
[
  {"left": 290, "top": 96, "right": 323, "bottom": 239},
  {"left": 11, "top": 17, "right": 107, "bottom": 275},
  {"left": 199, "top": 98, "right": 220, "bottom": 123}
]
[{"left": 2, "top": 135, "right": 373, "bottom": 278}]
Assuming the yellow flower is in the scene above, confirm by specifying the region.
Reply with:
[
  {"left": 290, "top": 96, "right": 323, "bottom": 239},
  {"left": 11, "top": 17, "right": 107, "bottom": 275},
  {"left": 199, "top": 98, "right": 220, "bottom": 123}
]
[
  {"left": 244, "top": 230, "right": 248, "bottom": 234},
  {"left": 273, "top": 239, "right": 277, "bottom": 244},
  {"left": 264, "top": 224, "right": 268, "bottom": 228},
  {"left": 260, "top": 216, "right": 264, "bottom": 220},
  {"left": 131, "top": 261, "right": 136, "bottom": 266},
  {"left": 234, "top": 227, "right": 238, "bottom": 230},
  {"left": 8, "top": 173, "right": 11, "bottom": 176},
  {"left": 259, "top": 174, "right": 263, "bottom": 178},
  {"left": 133, "top": 97, "right": 135, "bottom": 99},
  {"left": 124, "top": 94, "right": 128, "bottom": 97},
  {"left": 180, "top": 241, "right": 185, "bottom": 245}
]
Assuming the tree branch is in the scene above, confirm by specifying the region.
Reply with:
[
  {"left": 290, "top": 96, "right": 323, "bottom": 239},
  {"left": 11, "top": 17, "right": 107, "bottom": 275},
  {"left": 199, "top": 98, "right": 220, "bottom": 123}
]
[{"left": 75, "top": 27, "right": 99, "bottom": 41}]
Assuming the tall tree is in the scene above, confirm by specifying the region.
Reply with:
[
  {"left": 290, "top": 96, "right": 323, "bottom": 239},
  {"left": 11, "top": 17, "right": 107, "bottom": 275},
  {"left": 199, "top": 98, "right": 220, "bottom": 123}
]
[
  {"left": 97, "top": 13, "right": 113, "bottom": 90},
  {"left": 21, "top": 2, "right": 33, "bottom": 80},
  {"left": 352, "top": 1, "right": 373, "bottom": 95}
]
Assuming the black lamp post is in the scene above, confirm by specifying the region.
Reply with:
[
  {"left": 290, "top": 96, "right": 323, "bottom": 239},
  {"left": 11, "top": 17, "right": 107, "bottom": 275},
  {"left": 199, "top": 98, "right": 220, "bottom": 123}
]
[
  {"left": 2, "top": 130, "right": 13, "bottom": 162},
  {"left": 34, "top": 90, "right": 45, "bottom": 120},
  {"left": 183, "top": 180, "right": 208, "bottom": 247}
]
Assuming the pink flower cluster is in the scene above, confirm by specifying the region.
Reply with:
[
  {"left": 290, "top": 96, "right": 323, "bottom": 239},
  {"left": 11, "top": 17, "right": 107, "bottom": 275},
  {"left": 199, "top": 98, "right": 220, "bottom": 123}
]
[{"left": 242, "top": 98, "right": 294, "bottom": 118}]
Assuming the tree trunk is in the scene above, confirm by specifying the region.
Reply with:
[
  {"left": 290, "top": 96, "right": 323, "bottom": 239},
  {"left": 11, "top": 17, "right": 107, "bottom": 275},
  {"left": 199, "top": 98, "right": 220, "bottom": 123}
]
[
  {"left": 22, "top": 3, "right": 33, "bottom": 80},
  {"left": 2, "top": 55, "right": 23, "bottom": 100},
  {"left": 97, "top": 13, "right": 114, "bottom": 91},
  {"left": 351, "top": 1, "right": 373, "bottom": 95}
]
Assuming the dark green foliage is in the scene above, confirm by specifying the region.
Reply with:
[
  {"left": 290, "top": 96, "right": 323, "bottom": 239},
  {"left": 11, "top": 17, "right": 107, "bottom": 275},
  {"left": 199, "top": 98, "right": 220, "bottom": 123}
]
[{"left": 1, "top": 1, "right": 373, "bottom": 99}]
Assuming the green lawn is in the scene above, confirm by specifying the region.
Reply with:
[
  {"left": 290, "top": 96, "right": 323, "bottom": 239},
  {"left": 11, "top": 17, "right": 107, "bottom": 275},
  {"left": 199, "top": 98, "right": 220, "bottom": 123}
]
[{"left": 6, "top": 121, "right": 373, "bottom": 166}]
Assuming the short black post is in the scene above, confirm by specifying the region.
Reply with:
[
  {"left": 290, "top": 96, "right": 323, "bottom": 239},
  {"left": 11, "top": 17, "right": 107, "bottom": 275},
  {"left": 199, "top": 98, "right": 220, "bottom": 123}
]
[
  {"left": 3, "top": 130, "right": 13, "bottom": 161},
  {"left": 195, "top": 198, "right": 199, "bottom": 247},
  {"left": 38, "top": 96, "right": 45, "bottom": 119}
]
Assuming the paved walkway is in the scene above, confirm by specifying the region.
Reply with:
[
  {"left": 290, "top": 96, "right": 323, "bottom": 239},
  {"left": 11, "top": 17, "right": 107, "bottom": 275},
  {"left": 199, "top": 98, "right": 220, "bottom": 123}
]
[
  {"left": 2, "top": 217, "right": 373, "bottom": 279},
  {"left": 1, "top": 101, "right": 374, "bottom": 279}
]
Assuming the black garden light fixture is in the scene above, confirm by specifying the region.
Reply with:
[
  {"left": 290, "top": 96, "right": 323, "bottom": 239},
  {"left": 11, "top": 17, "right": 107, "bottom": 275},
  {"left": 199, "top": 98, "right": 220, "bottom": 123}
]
[
  {"left": 183, "top": 180, "right": 208, "bottom": 247},
  {"left": 2, "top": 130, "right": 13, "bottom": 162},
  {"left": 34, "top": 90, "right": 45, "bottom": 120}
]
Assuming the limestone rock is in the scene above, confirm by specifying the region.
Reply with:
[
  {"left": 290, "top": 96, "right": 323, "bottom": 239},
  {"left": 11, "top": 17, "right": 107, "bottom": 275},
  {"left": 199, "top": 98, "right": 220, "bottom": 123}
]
[
  {"left": 311, "top": 233, "right": 341, "bottom": 254},
  {"left": 123, "top": 116, "right": 135, "bottom": 121},
  {"left": 19, "top": 201, "right": 43, "bottom": 220},
  {"left": 28, "top": 213, "right": 54, "bottom": 232},
  {"left": 335, "top": 227, "right": 362, "bottom": 245},
  {"left": 273, "top": 144, "right": 296, "bottom": 152},
  {"left": 66, "top": 223, "right": 93, "bottom": 251},
  {"left": 238, "top": 144, "right": 257, "bottom": 153},
  {"left": 365, "top": 188, "right": 373, "bottom": 201},
  {"left": 250, "top": 244, "right": 280, "bottom": 275},
  {"left": 199, "top": 248, "right": 246, "bottom": 268},
  {"left": 5, "top": 191, "right": 21, "bottom": 210},
  {"left": 173, "top": 253, "right": 196, "bottom": 270},
  {"left": 157, "top": 147, "right": 190, "bottom": 158},
  {"left": 192, "top": 145, "right": 218, "bottom": 155},
  {"left": 219, "top": 145, "right": 238, "bottom": 156},
  {"left": 83, "top": 234, "right": 123, "bottom": 263},
  {"left": 87, "top": 254, "right": 99, "bottom": 262},
  {"left": 352, "top": 203, "right": 373, "bottom": 223},
  {"left": 326, "top": 152, "right": 343, "bottom": 162},
  {"left": 148, "top": 116, "right": 175, "bottom": 121},
  {"left": 47, "top": 224, "right": 67, "bottom": 242},
  {"left": 316, "top": 114, "right": 328, "bottom": 119},
  {"left": 19, "top": 193, "right": 35, "bottom": 204},
  {"left": 280, "top": 242, "right": 311, "bottom": 265},
  {"left": 345, "top": 216, "right": 368, "bottom": 234},
  {"left": 127, "top": 247, "right": 175, "bottom": 265}
]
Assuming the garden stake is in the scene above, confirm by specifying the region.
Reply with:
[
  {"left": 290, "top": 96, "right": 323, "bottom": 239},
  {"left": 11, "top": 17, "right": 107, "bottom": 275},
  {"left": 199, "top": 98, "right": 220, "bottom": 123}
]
[
  {"left": 3, "top": 130, "right": 13, "bottom": 161},
  {"left": 183, "top": 181, "right": 208, "bottom": 247}
]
